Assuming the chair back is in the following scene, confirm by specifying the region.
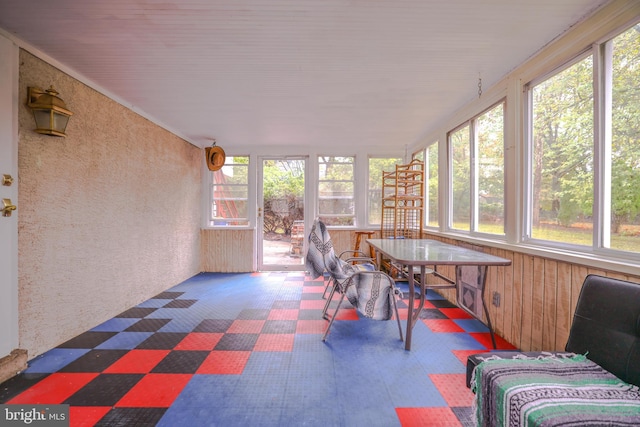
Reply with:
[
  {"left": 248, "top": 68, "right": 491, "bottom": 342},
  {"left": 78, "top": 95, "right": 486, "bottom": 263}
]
[
  {"left": 565, "top": 274, "right": 640, "bottom": 386},
  {"left": 305, "top": 219, "right": 348, "bottom": 279}
]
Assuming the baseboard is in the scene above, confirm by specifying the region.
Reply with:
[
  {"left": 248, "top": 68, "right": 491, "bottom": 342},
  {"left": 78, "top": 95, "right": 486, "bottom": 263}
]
[{"left": 0, "top": 349, "right": 28, "bottom": 384}]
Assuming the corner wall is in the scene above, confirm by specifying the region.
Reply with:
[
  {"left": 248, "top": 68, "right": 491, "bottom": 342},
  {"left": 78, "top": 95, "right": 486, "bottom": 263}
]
[{"left": 18, "top": 50, "right": 202, "bottom": 358}]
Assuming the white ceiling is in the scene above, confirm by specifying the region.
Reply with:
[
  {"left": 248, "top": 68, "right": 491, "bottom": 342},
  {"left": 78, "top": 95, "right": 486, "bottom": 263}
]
[{"left": 0, "top": 0, "right": 609, "bottom": 150}]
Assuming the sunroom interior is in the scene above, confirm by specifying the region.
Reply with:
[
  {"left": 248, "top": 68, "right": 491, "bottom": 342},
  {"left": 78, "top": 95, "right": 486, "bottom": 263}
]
[{"left": 0, "top": 0, "right": 639, "bottom": 424}]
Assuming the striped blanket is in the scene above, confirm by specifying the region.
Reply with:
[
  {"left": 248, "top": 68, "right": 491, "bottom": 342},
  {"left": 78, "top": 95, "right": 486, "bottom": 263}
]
[{"left": 472, "top": 354, "right": 640, "bottom": 427}]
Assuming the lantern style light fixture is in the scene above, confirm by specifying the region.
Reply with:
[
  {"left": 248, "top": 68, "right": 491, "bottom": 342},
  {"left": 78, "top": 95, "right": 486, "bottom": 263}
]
[{"left": 27, "top": 86, "right": 73, "bottom": 137}]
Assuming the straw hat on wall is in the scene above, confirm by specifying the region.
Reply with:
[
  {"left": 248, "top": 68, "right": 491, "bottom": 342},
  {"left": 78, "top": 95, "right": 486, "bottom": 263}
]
[{"left": 205, "top": 143, "right": 225, "bottom": 171}]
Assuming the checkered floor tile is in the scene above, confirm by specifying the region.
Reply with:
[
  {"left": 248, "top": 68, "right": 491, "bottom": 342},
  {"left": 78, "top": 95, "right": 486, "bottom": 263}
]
[{"left": 0, "top": 272, "right": 516, "bottom": 426}]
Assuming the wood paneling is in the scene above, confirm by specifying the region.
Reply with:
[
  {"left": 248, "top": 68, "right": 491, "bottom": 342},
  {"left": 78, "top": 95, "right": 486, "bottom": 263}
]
[
  {"left": 420, "top": 232, "right": 640, "bottom": 351},
  {"left": 201, "top": 229, "right": 254, "bottom": 272}
]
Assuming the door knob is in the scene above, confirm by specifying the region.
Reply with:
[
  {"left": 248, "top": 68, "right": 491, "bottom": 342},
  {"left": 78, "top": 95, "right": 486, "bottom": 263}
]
[{"left": 2, "top": 198, "right": 16, "bottom": 217}]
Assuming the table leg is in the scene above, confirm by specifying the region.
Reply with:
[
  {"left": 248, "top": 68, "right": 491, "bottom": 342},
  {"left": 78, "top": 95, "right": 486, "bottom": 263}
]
[
  {"left": 478, "top": 265, "right": 497, "bottom": 349},
  {"left": 405, "top": 265, "right": 427, "bottom": 351}
]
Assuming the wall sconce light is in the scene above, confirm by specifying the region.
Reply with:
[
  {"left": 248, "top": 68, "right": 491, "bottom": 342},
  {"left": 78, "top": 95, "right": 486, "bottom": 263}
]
[{"left": 27, "top": 86, "right": 73, "bottom": 137}]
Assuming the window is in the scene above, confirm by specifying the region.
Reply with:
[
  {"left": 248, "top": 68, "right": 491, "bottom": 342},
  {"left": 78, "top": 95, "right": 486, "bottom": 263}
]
[
  {"left": 426, "top": 144, "right": 439, "bottom": 228},
  {"left": 525, "top": 22, "right": 640, "bottom": 255},
  {"left": 368, "top": 156, "right": 402, "bottom": 225},
  {"left": 414, "top": 145, "right": 439, "bottom": 227},
  {"left": 606, "top": 24, "right": 640, "bottom": 253},
  {"left": 528, "top": 55, "right": 594, "bottom": 246},
  {"left": 211, "top": 156, "right": 249, "bottom": 226},
  {"left": 448, "top": 102, "right": 505, "bottom": 234},
  {"left": 476, "top": 104, "right": 505, "bottom": 233},
  {"left": 450, "top": 125, "right": 471, "bottom": 231},
  {"left": 318, "top": 156, "right": 355, "bottom": 226}
]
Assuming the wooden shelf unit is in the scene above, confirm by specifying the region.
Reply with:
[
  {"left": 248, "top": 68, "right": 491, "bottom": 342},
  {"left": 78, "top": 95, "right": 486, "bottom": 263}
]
[
  {"left": 381, "top": 159, "right": 424, "bottom": 239},
  {"left": 379, "top": 159, "right": 424, "bottom": 278}
]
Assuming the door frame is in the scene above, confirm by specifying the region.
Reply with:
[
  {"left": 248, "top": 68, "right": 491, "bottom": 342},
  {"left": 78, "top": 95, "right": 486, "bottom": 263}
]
[
  {"left": 257, "top": 156, "right": 309, "bottom": 271},
  {"left": 0, "top": 34, "right": 20, "bottom": 359}
]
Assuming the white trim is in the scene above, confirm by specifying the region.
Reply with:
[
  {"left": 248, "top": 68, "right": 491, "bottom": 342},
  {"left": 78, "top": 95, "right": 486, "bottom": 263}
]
[{"left": 0, "top": 33, "right": 20, "bottom": 357}]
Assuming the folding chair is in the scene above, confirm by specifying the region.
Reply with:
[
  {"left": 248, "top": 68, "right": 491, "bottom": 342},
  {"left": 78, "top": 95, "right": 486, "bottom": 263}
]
[
  {"left": 304, "top": 219, "right": 375, "bottom": 316},
  {"left": 321, "top": 270, "right": 403, "bottom": 342}
]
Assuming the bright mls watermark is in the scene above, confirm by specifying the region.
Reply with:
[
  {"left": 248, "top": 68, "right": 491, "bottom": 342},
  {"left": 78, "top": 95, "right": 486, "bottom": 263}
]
[{"left": 0, "top": 405, "right": 69, "bottom": 426}]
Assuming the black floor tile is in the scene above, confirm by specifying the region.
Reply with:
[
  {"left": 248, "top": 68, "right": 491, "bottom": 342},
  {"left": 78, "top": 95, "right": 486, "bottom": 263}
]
[
  {"left": 58, "top": 350, "right": 128, "bottom": 373},
  {"left": 57, "top": 331, "right": 118, "bottom": 349},
  {"left": 261, "top": 320, "right": 297, "bottom": 334},
  {"left": 430, "top": 299, "right": 458, "bottom": 309},
  {"left": 64, "top": 374, "right": 143, "bottom": 406},
  {"left": 0, "top": 373, "right": 50, "bottom": 403},
  {"left": 300, "top": 293, "right": 324, "bottom": 300},
  {"left": 298, "top": 309, "right": 323, "bottom": 320},
  {"left": 419, "top": 308, "right": 449, "bottom": 319},
  {"left": 135, "top": 332, "right": 188, "bottom": 350},
  {"left": 150, "top": 351, "right": 209, "bottom": 373},
  {"left": 192, "top": 319, "right": 233, "bottom": 333},
  {"left": 452, "top": 406, "right": 475, "bottom": 426},
  {"left": 163, "top": 299, "right": 197, "bottom": 308},
  {"left": 124, "top": 318, "right": 171, "bottom": 332},
  {"left": 153, "top": 291, "right": 185, "bottom": 299},
  {"left": 214, "top": 333, "right": 258, "bottom": 351},
  {"left": 271, "top": 300, "right": 300, "bottom": 309},
  {"left": 96, "top": 407, "right": 167, "bottom": 427},
  {"left": 116, "top": 307, "right": 158, "bottom": 318},
  {"left": 237, "top": 308, "right": 271, "bottom": 320}
]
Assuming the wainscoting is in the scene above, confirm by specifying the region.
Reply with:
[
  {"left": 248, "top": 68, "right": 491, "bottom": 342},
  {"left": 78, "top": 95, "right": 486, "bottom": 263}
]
[{"left": 421, "top": 233, "right": 640, "bottom": 353}]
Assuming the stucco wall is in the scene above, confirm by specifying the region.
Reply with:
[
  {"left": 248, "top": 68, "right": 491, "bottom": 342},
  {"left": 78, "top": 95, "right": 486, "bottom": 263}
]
[{"left": 18, "top": 50, "right": 202, "bottom": 358}]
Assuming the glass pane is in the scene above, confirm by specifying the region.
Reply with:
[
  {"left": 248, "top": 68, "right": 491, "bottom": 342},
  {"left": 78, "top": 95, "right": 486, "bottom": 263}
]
[
  {"left": 609, "top": 24, "right": 640, "bottom": 253},
  {"left": 317, "top": 156, "right": 355, "bottom": 225},
  {"left": 211, "top": 156, "right": 249, "bottom": 226},
  {"left": 477, "top": 104, "right": 505, "bottom": 234},
  {"left": 531, "top": 56, "right": 593, "bottom": 245},
  {"left": 426, "top": 144, "right": 439, "bottom": 227},
  {"left": 451, "top": 125, "right": 470, "bottom": 231},
  {"left": 368, "top": 157, "right": 402, "bottom": 224},
  {"left": 212, "top": 185, "right": 248, "bottom": 199}
]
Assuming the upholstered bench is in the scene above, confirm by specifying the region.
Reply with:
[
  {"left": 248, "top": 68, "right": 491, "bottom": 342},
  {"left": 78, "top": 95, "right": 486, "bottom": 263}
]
[{"left": 467, "top": 274, "right": 640, "bottom": 426}]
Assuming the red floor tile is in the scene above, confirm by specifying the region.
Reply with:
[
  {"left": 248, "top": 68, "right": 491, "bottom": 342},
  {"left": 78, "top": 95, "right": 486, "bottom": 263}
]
[
  {"left": 439, "top": 308, "right": 473, "bottom": 319},
  {"left": 331, "top": 307, "right": 359, "bottom": 320},
  {"left": 295, "top": 319, "right": 327, "bottom": 334},
  {"left": 174, "top": 332, "right": 224, "bottom": 350},
  {"left": 70, "top": 406, "right": 111, "bottom": 426},
  {"left": 470, "top": 332, "right": 517, "bottom": 350},
  {"left": 103, "top": 350, "right": 169, "bottom": 374},
  {"left": 8, "top": 373, "right": 99, "bottom": 404},
  {"left": 429, "top": 373, "right": 475, "bottom": 407},
  {"left": 227, "top": 319, "right": 266, "bottom": 334},
  {"left": 267, "top": 309, "right": 299, "bottom": 320},
  {"left": 115, "top": 373, "right": 192, "bottom": 407},
  {"left": 300, "top": 299, "right": 327, "bottom": 309},
  {"left": 422, "top": 319, "right": 465, "bottom": 333},
  {"left": 196, "top": 351, "right": 251, "bottom": 374},
  {"left": 302, "top": 286, "right": 325, "bottom": 293},
  {"left": 451, "top": 349, "right": 489, "bottom": 365},
  {"left": 396, "top": 407, "right": 462, "bottom": 427},
  {"left": 402, "top": 299, "right": 435, "bottom": 309},
  {"left": 253, "top": 333, "right": 295, "bottom": 352}
]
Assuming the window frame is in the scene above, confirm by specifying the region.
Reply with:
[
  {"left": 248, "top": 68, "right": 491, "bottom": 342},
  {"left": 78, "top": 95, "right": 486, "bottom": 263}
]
[
  {"left": 447, "top": 100, "right": 506, "bottom": 237},
  {"left": 209, "top": 155, "right": 251, "bottom": 228},
  {"left": 522, "top": 21, "right": 640, "bottom": 259},
  {"left": 317, "top": 155, "right": 356, "bottom": 227}
]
